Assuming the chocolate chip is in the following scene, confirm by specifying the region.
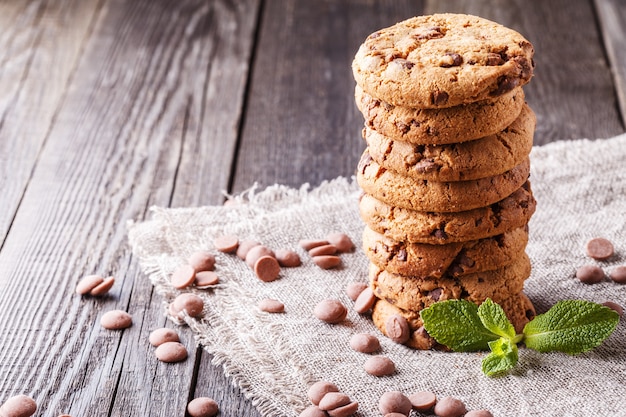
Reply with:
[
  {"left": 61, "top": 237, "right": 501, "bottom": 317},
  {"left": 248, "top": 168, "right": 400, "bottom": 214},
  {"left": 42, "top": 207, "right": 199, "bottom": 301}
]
[
  {"left": 354, "top": 287, "right": 376, "bottom": 314},
  {"left": 491, "top": 75, "right": 520, "bottom": 96},
  {"left": 486, "top": 53, "right": 505, "bottom": 66},
  {"left": 313, "top": 255, "right": 342, "bottom": 269},
  {"left": 576, "top": 265, "right": 605, "bottom": 284},
  {"left": 149, "top": 328, "right": 180, "bottom": 347},
  {"left": 395, "top": 121, "right": 410, "bottom": 134},
  {"left": 254, "top": 256, "right": 281, "bottom": 282},
  {"left": 586, "top": 237, "right": 614, "bottom": 261},
  {"left": 409, "top": 391, "right": 437, "bottom": 412},
  {"left": 214, "top": 235, "right": 239, "bottom": 253},
  {"left": 346, "top": 281, "right": 368, "bottom": 301},
  {"left": 363, "top": 356, "right": 395, "bottom": 376},
  {"left": 188, "top": 251, "right": 216, "bottom": 272},
  {"left": 155, "top": 341, "right": 188, "bottom": 363},
  {"left": 0, "top": 395, "right": 37, "bottom": 417},
  {"left": 328, "top": 402, "right": 359, "bottom": 417},
  {"left": 513, "top": 55, "right": 533, "bottom": 79},
  {"left": 428, "top": 288, "right": 443, "bottom": 301},
  {"left": 378, "top": 391, "right": 412, "bottom": 416},
  {"left": 393, "top": 58, "right": 414, "bottom": 70},
  {"left": 430, "top": 90, "right": 449, "bottom": 106},
  {"left": 440, "top": 52, "right": 463, "bottom": 67},
  {"left": 432, "top": 228, "right": 448, "bottom": 240},
  {"left": 385, "top": 314, "right": 410, "bottom": 344},
  {"left": 396, "top": 248, "right": 407, "bottom": 262},
  {"left": 89, "top": 276, "right": 115, "bottom": 296},
  {"left": 326, "top": 232, "right": 354, "bottom": 252},
  {"left": 415, "top": 26, "right": 444, "bottom": 40},
  {"left": 258, "top": 298, "right": 285, "bottom": 313},
  {"left": 318, "top": 392, "right": 351, "bottom": 411},
  {"left": 299, "top": 239, "right": 329, "bottom": 251},
  {"left": 101, "top": 310, "right": 132, "bottom": 330},
  {"left": 314, "top": 299, "right": 347, "bottom": 324},
  {"left": 414, "top": 326, "right": 437, "bottom": 350},
  {"left": 414, "top": 158, "right": 439, "bottom": 173},
  {"left": 187, "top": 397, "right": 219, "bottom": 417},
  {"left": 434, "top": 397, "right": 467, "bottom": 417},
  {"left": 307, "top": 381, "right": 339, "bottom": 405},
  {"left": 382, "top": 101, "right": 394, "bottom": 111},
  {"left": 275, "top": 249, "right": 301, "bottom": 267},
  {"left": 349, "top": 333, "right": 381, "bottom": 353},
  {"left": 609, "top": 266, "right": 626, "bottom": 284}
]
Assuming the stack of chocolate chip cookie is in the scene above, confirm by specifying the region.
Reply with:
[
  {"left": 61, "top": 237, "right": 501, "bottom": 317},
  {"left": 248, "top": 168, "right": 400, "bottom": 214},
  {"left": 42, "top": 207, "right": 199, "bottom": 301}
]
[{"left": 352, "top": 13, "right": 538, "bottom": 349}]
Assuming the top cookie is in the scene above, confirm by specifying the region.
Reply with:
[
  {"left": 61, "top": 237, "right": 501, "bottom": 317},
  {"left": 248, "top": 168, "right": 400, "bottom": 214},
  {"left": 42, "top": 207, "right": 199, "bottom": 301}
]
[{"left": 352, "top": 14, "right": 534, "bottom": 108}]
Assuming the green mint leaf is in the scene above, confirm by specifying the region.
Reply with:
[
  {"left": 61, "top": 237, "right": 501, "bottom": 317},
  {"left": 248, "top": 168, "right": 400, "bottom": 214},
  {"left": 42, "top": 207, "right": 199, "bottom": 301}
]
[
  {"left": 523, "top": 300, "right": 619, "bottom": 355},
  {"left": 421, "top": 300, "right": 500, "bottom": 352},
  {"left": 478, "top": 298, "right": 516, "bottom": 340},
  {"left": 482, "top": 337, "right": 519, "bottom": 377}
]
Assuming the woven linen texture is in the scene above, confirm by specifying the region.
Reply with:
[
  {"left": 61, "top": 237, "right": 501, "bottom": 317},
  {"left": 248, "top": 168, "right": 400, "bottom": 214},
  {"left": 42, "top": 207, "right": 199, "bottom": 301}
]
[{"left": 128, "top": 134, "right": 626, "bottom": 417}]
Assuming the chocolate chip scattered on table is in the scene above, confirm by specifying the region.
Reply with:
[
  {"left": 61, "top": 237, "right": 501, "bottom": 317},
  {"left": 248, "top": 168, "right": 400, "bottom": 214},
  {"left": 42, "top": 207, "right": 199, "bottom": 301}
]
[
  {"left": 313, "top": 299, "right": 347, "bottom": 324},
  {"left": 75, "top": 274, "right": 115, "bottom": 296},
  {"left": 302, "top": 381, "right": 358, "bottom": 417},
  {"left": 187, "top": 397, "right": 219, "bottom": 417},
  {"left": 586, "top": 237, "right": 615, "bottom": 261},
  {"left": 169, "top": 293, "right": 204, "bottom": 319},
  {"left": 378, "top": 391, "right": 412, "bottom": 416},
  {"left": 149, "top": 328, "right": 180, "bottom": 346},
  {"left": 576, "top": 265, "right": 606, "bottom": 284},
  {"left": 258, "top": 298, "right": 285, "bottom": 313},
  {"left": 434, "top": 396, "right": 467, "bottom": 417},
  {"left": 609, "top": 265, "right": 626, "bottom": 284},
  {"left": 100, "top": 310, "right": 133, "bottom": 330},
  {"left": 154, "top": 341, "right": 188, "bottom": 363},
  {"left": 0, "top": 395, "right": 37, "bottom": 417},
  {"left": 363, "top": 356, "right": 395, "bottom": 376},
  {"left": 349, "top": 333, "right": 380, "bottom": 353}
]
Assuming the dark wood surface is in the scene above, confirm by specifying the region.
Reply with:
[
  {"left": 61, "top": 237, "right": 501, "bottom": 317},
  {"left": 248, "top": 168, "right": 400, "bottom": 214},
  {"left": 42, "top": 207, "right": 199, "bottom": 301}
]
[{"left": 0, "top": 1, "right": 624, "bottom": 416}]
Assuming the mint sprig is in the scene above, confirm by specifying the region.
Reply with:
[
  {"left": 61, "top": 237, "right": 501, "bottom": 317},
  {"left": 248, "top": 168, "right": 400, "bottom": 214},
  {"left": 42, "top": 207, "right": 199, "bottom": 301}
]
[
  {"left": 482, "top": 338, "right": 518, "bottom": 377},
  {"left": 421, "top": 298, "right": 619, "bottom": 377},
  {"left": 523, "top": 300, "right": 619, "bottom": 354},
  {"left": 420, "top": 299, "right": 499, "bottom": 351}
]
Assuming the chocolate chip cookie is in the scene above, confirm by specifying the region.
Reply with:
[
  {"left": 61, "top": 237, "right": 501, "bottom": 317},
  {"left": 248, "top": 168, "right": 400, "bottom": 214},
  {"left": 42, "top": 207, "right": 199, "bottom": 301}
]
[
  {"left": 357, "top": 152, "right": 530, "bottom": 212},
  {"left": 364, "top": 104, "right": 535, "bottom": 182},
  {"left": 369, "top": 253, "right": 531, "bottom": 311},
  {"left": 359, "top": 181, "right": 536, "bottom": 244},
  {"left": 372, "top": 292, "right": 535, "bottom": 349},
  {"left": 362, "top": 225, "right": 528, "bottom": 278},
  {"left": 355, "top": 85, "right": 525, "bottom": 144},
  {"left": 352, "top": 13, "right": 534, "bottom": 108}
]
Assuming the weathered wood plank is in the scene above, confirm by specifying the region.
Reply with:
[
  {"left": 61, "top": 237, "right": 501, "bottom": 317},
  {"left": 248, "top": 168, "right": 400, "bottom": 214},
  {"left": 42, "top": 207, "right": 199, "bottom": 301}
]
[
  {"left": 594, "top": 0, "right": 626, "bottom": 126},
  {"left": 425, "top": 0, "right": 625, "bottom": 144},
  {"left": 0, "top": 1, "right": 259, "bottom": 416},
  {"left": 230, "top": 0, "right": 424, "bottom": 193},
  {"left": 0, "top": 0, "right": 102, "bottom": 247}
]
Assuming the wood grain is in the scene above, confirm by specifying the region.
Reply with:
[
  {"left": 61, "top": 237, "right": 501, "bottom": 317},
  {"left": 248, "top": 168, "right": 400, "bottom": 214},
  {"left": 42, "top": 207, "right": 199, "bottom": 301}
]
[
  {"left": 425, "top": 0, "right": 625, "bottom": 143},
  {"left": 595, "top": 0, "right": 626, "bottom": 125},
  {"left": 0, "top": 0, "right": 102, "bottom": 248},
  {"left": 0, "top": 0, "right": 259, "bottom": 415},
  {"left": 230, "top": 0, "right": 424, "bottom": 193}
]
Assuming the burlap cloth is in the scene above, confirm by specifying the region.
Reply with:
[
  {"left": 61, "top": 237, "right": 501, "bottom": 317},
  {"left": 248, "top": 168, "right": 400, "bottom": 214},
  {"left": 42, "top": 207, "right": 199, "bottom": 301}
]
[{"left": 128, "top": 134, "right": 626, "bottom": 417}]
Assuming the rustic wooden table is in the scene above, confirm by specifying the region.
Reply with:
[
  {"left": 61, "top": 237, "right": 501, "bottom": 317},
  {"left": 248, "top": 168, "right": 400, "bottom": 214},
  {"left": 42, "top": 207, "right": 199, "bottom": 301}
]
[{"left": 1, "top": 0, "right": 625, "bottom": 416}]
